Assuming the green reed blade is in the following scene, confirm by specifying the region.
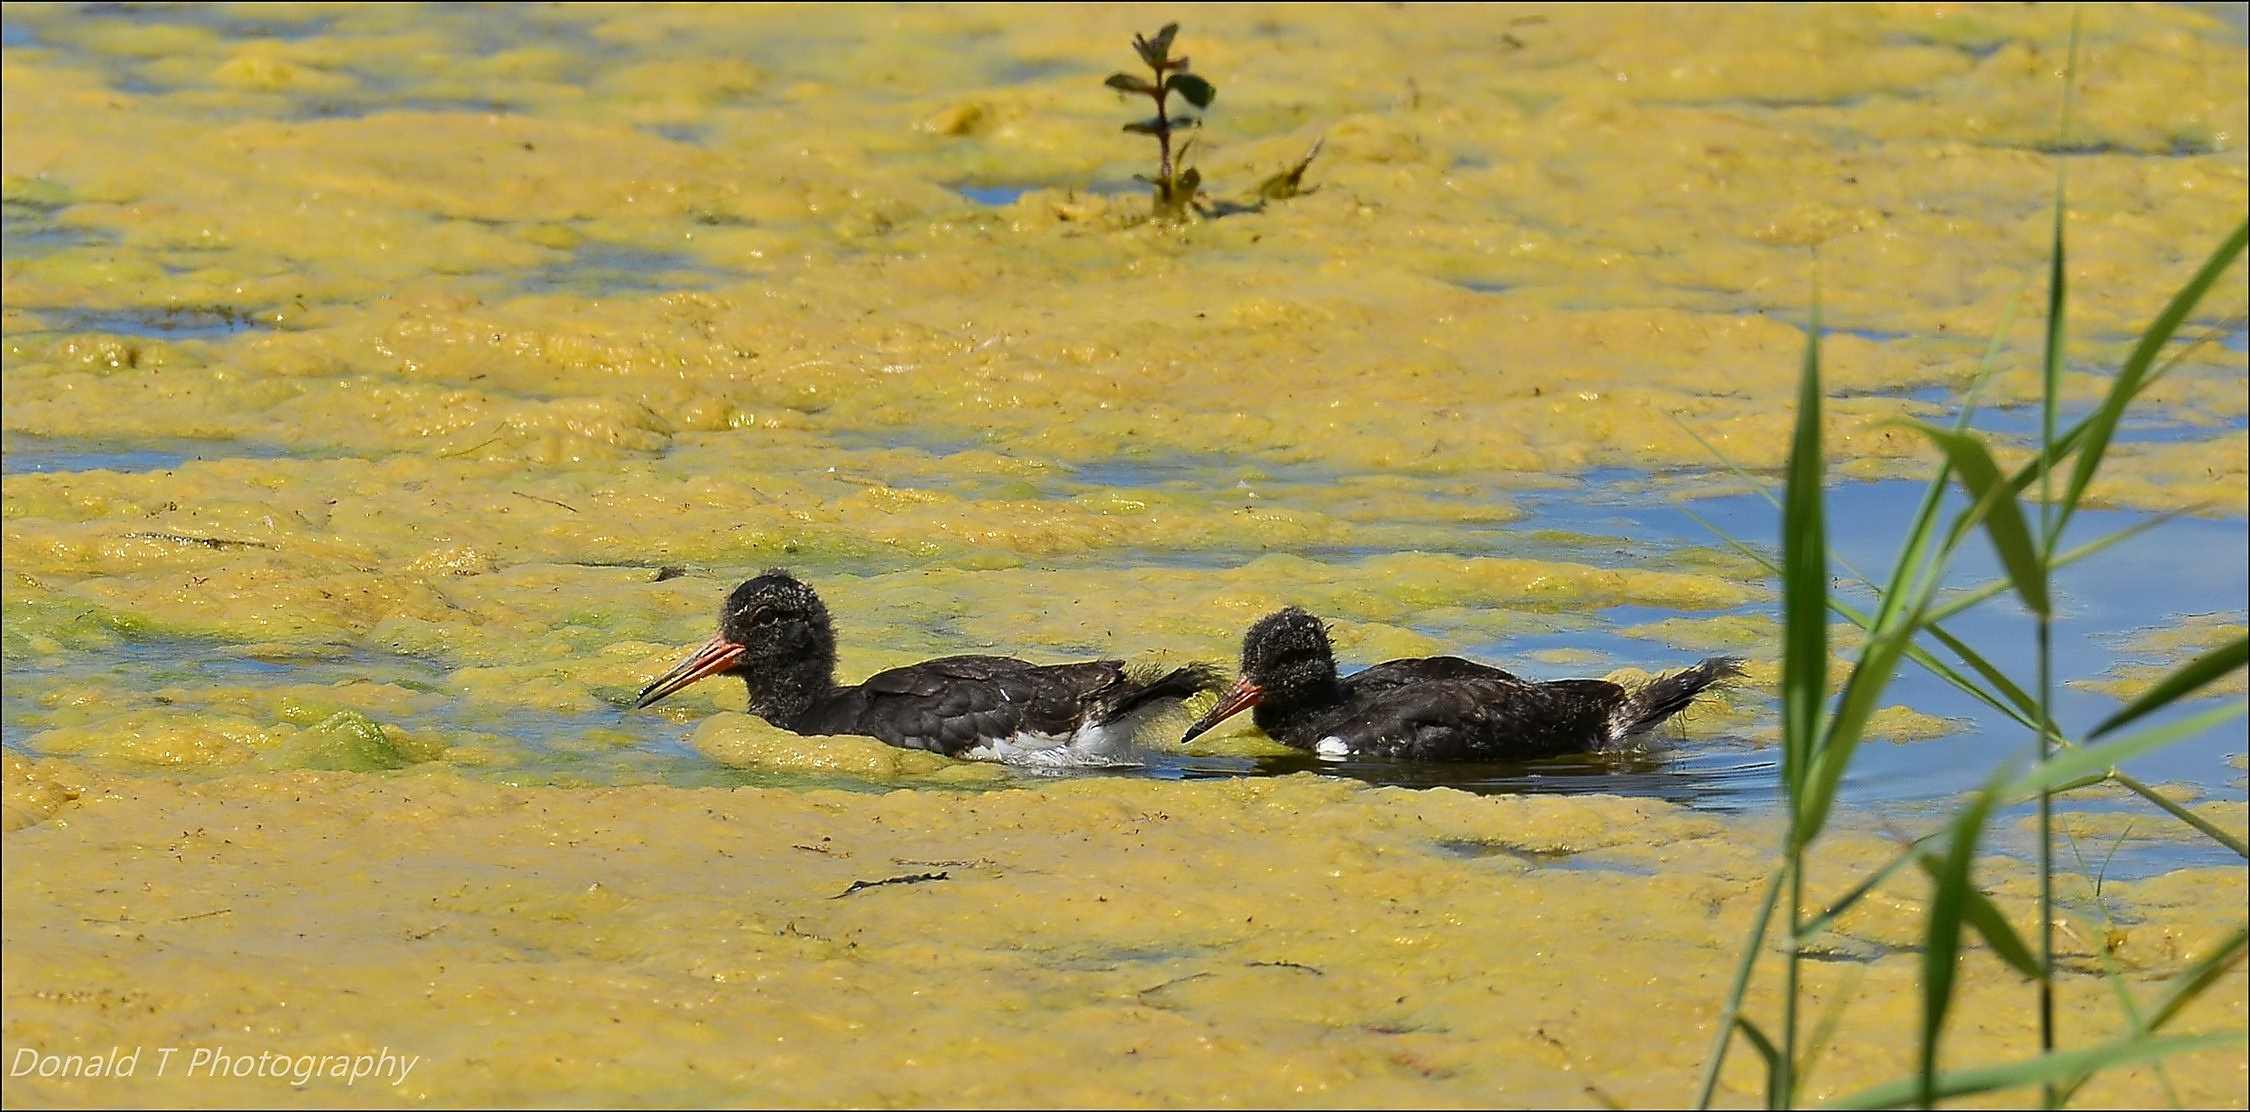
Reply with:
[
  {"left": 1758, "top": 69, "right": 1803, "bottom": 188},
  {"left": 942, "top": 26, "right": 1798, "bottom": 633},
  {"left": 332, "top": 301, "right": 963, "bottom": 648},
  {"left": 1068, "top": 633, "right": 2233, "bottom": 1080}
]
[
  {"left": 1923, "top": 508, "right": 2192, "bottom": 627},
  {"left": 2142, "top": 925, "right": 2249, "bottom": 1035},
  {"left": 1826, "top": 1031, "right": 2241, "bottom": 1109},
  {"left": 1920, "top": 771, "right": 2010, "bottom": 1106},
  {"left": 1800, "top": 605, "right": 1929, "bottom": 848},
  {"left": 2110, "top": 774, "right": 2250, "bottom": 859},
  {"left": 1781, "top": 306, "right": 1830, "bottom": 799},
  {"left": 1913, "top": 847, "right": 2042, "bottom": 980},
  {"left": 2058, "top": 220, "right": 2249, "bottom": 542},
  {"left": 1734, "top": 1016, "right": 1786, "bottom": 1110},
  {"left": 1900, "top": 422, "right": 2050, "bottom": 617},
  {"left": 1797, "top": 833, "right": 1941, "bottom": 940},
  {"left": 1697, "top": 865, "right": 1788, "bottom": 1109},
  {"left": 2005, "top": 702, "right": 2249, "bottom": 800},
  {"left": 2089, "top": 636, "right": 2249, "bottom": 740}
]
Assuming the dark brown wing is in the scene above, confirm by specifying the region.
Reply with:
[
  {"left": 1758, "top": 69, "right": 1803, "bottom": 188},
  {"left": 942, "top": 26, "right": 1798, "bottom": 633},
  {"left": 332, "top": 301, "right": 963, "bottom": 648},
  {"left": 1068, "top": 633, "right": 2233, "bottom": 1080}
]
[
  {"left": 1323, "top": 675, "right": 1624, "bottom": 760},
  {"left": 1344, "top": 655, "right": 1524, "bottom": 695},
  {"left": 820, "top": 656, "right": 1127, "bottom": 756}
]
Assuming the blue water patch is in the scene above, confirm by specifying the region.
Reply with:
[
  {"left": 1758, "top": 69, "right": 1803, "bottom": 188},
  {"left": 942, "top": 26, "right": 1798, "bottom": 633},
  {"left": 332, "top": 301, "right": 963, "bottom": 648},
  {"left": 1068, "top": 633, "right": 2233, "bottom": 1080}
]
[
  {"left": 1, "top": 435, "right": 301, "bottom": 475},
  {"left": 519, "top": 241, "right": 736, "bottom": 297},
  {"left": 640, "top": 121, "right": 708, "bottom": 145},
  {"left": 73, "top": 1, "right": 335, "bottom": 41},
  {"left": 957, "top": 184, "right": 1035, "bottom": 206},
  {"left": 293, "top": 96, "right": 518, "bottom": 121},
  {"left": 17, "top": 305, "right": 263, "bottom": 339},
  {"left": 995, "top": 57, "right": 1080, "bottom": 83},
  {"left": 1527, "top": 474, "right": 2248, "bottom": 869},
  {"left": 1966, "top": 402, "right": 2242, "bottom": 445},
  {"left": 0, "top": 633, "right": 761, "bottom": 789},
  {"left": 1070, "top": 452, "right": 1328, "bottom": 491},
  {"left": 0, "top": 200, "right": 109, "bottom": 259}
]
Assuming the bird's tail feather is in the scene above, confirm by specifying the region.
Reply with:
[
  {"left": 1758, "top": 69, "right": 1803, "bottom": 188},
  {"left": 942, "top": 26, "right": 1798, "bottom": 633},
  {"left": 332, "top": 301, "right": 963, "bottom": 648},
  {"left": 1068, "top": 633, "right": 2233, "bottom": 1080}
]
[
  {"left": 1101, "top": 663, "right": 1224, "bottom": 726},
  {"left": 1613, "top": 656, "right": 1745, "bottom": 741}
]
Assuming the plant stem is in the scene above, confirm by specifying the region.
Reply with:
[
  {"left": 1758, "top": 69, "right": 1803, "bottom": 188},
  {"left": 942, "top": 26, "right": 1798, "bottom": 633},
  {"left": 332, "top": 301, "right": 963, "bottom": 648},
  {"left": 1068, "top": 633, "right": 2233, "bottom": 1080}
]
[
  {"left": 1783, "top": 852, "right": 1802, "bottom": 1108},
  {"left": 2038, "top": 18, "right": 2082, "bottom": 1105},
  {"left": 2036, "top": 616, "right": 2058, "bottom": 1108},
  {"left": 1149, "top": 57, "right": 1174, "bottom": 195},
  {"left": 1695, "top": 867, "right": 1787, "bottom": 1108}
]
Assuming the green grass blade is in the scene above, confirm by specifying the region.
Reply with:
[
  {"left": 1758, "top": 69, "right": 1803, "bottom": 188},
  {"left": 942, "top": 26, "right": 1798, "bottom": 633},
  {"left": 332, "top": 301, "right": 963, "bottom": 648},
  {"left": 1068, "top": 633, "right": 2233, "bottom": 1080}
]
[
  {"left": 1923, "top": 622, "right": 2039, "bottom": 721},
  {"left": 1998, "top": 327, "right": 2206, "bottom": 507},
  {"left": 2005, "top": 702, "right": 2249, "bottom": 799},
  {"left": 1678, "top": 511, "right": 2055, "bottom": 749},
  {"left": 1668, "top": 510, "right": 2225, "bottom": 863},
  {"left": 1924, "top": 508, "right": 2192, "bottom": 627},
  {"left": 1901, "top": 421, "right": 2050, "bottom": 616},
  {"left": 2058, "top": 220, "right": 2250, "bottom": 540},
  {"left": 1920, "top": 773, "right": 2010, "bottom": 1105},
  {"left": 1696, "top": 865, "right": 1789, "bottom": 1109},
  {"left": 1914, "top": 848, "right": 2042, "bottom": 979},
  {"left": 1868, "top": 270, "right": 2030, "bottom": 631},
  {"left": 2054, "top": 830, "right": 2184, "bottom": 1108},
  {"left": 1825, "top": 1031, "right": 2241, "bottom": 1109},
  {"left": 2142, "top": 925, "right": 2249, "bottom": 1034},
  {"left": 2111, "top": 773, "right": 2250, "bottom": 859},
  {"left": 1781, "top": 307, "right": 1830, "bottom": 796},
  {"left": 1734, "top": 1017, "right": 1786, "bottom": 1110},
  {"left": 1798, "top": 834, "right": 1940, "bottom": 940},
  {"left": 1800, "top": 612, "right": 1927, "bottom": 847},
  {"left": 2089, "top": 636, "right": 2249, "bottom": 739}
]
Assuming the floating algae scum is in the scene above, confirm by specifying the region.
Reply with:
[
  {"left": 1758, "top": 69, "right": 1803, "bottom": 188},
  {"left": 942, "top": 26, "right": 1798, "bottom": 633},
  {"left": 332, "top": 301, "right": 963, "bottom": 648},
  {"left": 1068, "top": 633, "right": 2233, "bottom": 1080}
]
[{"left": 2, "top": 3, "right": 2246, "bottom": 1107}]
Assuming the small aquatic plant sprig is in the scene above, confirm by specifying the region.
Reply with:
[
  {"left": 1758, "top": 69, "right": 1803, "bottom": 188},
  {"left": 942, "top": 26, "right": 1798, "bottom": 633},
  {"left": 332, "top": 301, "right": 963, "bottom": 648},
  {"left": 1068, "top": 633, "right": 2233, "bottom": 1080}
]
[{"left": 1106, "top": 22, "right": 1214, "bottom": 220}]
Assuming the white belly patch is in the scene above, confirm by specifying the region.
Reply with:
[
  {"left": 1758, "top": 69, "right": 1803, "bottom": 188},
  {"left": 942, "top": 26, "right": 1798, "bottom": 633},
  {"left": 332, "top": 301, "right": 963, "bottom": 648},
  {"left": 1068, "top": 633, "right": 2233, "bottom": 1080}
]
[{"left": 953, "top": 721, "right": 1139, "bottom": 768}]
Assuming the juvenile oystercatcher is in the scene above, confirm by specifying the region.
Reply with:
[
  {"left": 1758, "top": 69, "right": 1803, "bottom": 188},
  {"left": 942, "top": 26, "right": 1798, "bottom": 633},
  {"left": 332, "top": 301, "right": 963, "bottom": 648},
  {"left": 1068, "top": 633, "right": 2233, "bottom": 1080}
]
[
  {"left": 1182, "top": 607, "right": 1742, "bottom": 760},
  {"left": 636, "top": 571, "right": 1217, "bottom": 765}
]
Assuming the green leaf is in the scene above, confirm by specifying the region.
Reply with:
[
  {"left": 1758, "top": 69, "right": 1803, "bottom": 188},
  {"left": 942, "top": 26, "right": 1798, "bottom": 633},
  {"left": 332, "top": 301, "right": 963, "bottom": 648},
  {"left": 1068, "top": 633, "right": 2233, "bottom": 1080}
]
[
  {"left": 2037, "top": 146, "right": 2068, "bottom": 542},
  {"left": 2110, "top": 773, "right": 2249, "bottom": 859},
  {"left": 1121, "top": 118, "right": 1167, "bottom": 135},
  {"left": 2089, "top": 635, "right": 2249, "bottom": 739},
  {"left": 1797, "top": 837, "right": 1934, "bottom": 941},
  {"left": 1912, "top": 849, "right": 2042, "bottom": 979},
  {"left": 1799, "top": 616, "right": 1921, "bottom": 848},
  {"left": 1732, "top": 1017, "right": 1785, "bottom": 1110},
  {"left": 1924, "top": 508, "right": 2190, "bottom": 627},
  {"left": 1105, "top": 72, "right": 1158, "bottom": 95},
  {"left": 1695, "top": 866, "right": 1788, "bottom": 1109},
  {"left": 2061, "top": 925, "right": 2248, "bottom": 1102},
  {"left": 1779, "top": 306, "right": 1828, "bottom": 800},
  {"left": 2143, "top": 925, "right": 2248, "bottom": 1033},
  {"left": 1923, "top": 622, "right": 2037, "bottom": 721},
  {"left": 1901, "top": 421, "right": 2049, "bottom": 616},
  {"left": 2059, "top": 220, "right": 2249, "bottom": 540},
  {"left": 1257, "top": 137, "right": 1325, "bottom": 201},
  {"left": 2005, "top": 701, "right": 2249, "bottom": 800},
  {"left": 1826, "top": 1031, "right": 2240, "bottom": 1109},
  {"left": 1920, "top": 771, "right": 2009, "bottom": 1106},
  {"left": 1166, "top": 72, "right": 1216, "bottom": 108},
  {"left": 1133, "top": 22, "right": 1180, "bottom": 67}
]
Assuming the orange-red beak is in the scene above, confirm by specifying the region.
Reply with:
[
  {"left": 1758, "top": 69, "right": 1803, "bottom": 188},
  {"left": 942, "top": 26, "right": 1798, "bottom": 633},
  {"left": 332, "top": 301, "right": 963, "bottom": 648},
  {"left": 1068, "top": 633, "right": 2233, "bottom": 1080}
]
[
  {"left": 1181, "top": 676, "right": 1263, "bottom": 742},
  {"left": 634, "top": 635, "right": 745, "bottom": 708}
]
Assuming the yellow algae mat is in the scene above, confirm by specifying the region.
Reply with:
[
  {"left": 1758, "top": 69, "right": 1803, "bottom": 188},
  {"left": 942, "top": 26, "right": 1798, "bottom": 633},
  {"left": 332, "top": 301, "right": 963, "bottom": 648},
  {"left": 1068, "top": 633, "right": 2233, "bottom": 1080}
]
[{"left": 3, "top": 2, "right": 2247, "bottom": 1107}]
